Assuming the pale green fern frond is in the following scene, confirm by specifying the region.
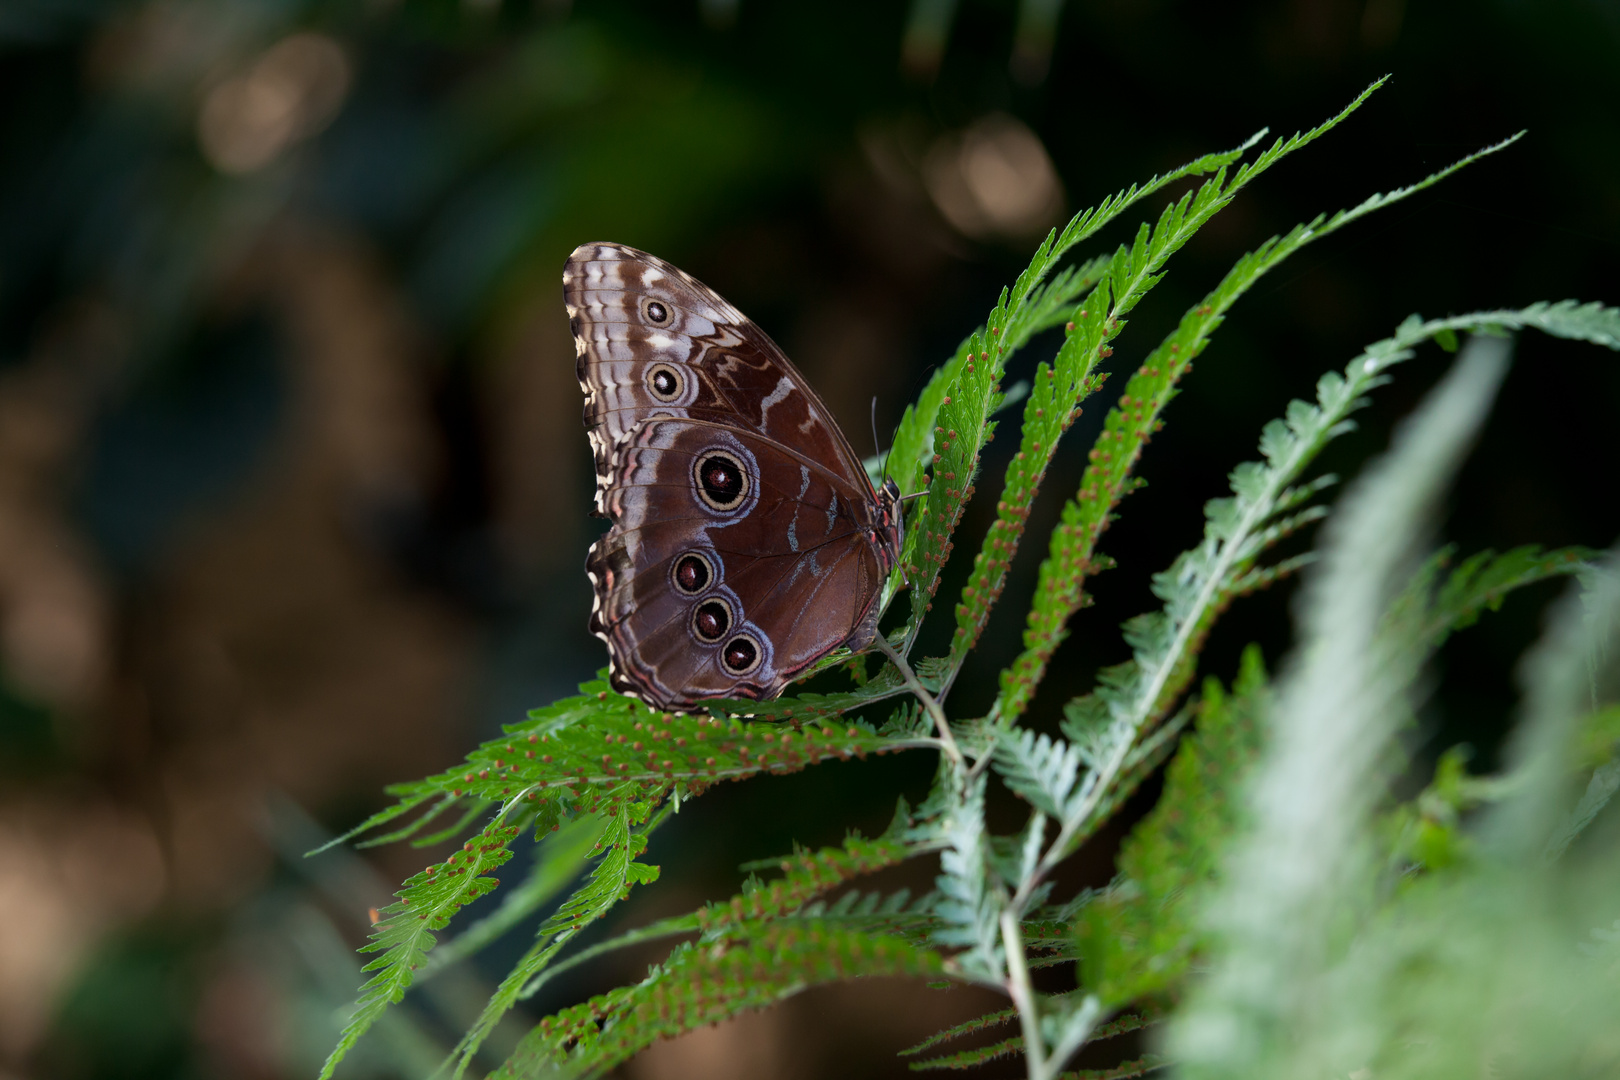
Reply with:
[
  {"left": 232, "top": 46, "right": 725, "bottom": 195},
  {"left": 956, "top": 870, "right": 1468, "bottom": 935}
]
[{"left": 1171, "top": 335, "right": 1514, "bottom": 1079}]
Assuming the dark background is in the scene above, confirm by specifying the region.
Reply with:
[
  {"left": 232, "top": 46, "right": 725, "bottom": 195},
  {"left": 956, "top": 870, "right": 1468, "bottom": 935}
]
[{"left": 0, "top": 1, "right": 1615, "bottom": 1077}]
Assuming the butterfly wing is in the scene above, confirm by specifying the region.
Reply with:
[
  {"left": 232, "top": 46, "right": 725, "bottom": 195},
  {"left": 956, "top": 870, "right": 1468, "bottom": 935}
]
[
  {"left": 565, "top": 243, "right": 895, "bottom": 708},
  {"left": 565, "top": 242, "right": 873, "bottom": 511},
  {"left": 586, "top": 418, "right": 889, "bottom": 706}
]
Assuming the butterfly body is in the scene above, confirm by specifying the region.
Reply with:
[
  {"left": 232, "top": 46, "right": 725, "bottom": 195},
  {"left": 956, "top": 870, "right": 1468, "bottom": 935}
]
[{"left": 565, "top": 243, "right": 903, "bottom": 709}]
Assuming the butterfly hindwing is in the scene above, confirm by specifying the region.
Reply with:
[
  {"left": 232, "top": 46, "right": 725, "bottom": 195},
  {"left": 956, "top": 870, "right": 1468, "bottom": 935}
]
[{"left": 585, "top": 418, "right": 886, "bottom": 705}]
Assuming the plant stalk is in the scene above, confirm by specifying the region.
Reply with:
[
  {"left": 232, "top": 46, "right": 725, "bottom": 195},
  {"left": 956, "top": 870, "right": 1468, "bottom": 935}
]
[
  {"left": 1001, "top": 908, "right": 1048, "bottom": 1080},
  {"left": 873, "top": 635, "right": 963, "bottom": 768}
]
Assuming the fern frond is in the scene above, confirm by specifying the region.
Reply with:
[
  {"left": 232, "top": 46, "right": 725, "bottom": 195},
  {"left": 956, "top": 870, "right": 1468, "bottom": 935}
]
[
  {"left": 932, "top": 774, "right": 1003, "bottom": 983},
  {"left": 892, "top": 130, "right": 1279, "bottom": 638},
  {"left": 337, "top": 792, "right": 459, "bottom": 852},
  {"left": 899, "top": 1005, "right": 1017, "bottom": 1056},
  {"left": 695, "top": 832, "right": 913, "bottom": 937},
  {"left": 338, "top": 674, "right": 917, "bottom": 867},
  {"left": 947, "top": 297, "right": 1112, "bottom": 664},
  {"left": 496, "top": 922, "right": 945, "bottom": 1079},
  {"left": 1077, "top": 549, "right": 1595, "bottom": 1010},
  {"left": 993, "top": 728, "right": 1084, "bottom": 819},
  {"left": 1493, "top": 552, "right": 1620, "bottom": 861},
  {"left": 398, "top": 797, "right": 496, "bottom": 850},
  {"left": 1074, "top": 648, "right": 1269, "bottom": 1006},
  {"left": 445, "top": 785, "right": 671, "bottom": 1077},
  {"left": 1423, "top": 544, "right": 1593, "bottom": 644},
  {"left": 309, "top": 791, "right": 439, "bottom": 855},
  {"left": 998, "top": 128, "right": 1522, "bottom": 722},
  {"left": 795, "top": 887, "right": 942, "bottom": 944},
  {"left": 909, "top": 1033, "right": 1024, "bottom": 1070},
  {"left": 884, "top": 134, "right": 1263, "bottom": 506},
  {"left": 1057, "top": 1054, "right": 1170, "bottom": 1079},
  {"left": 923, "top": 86, "right": 1395, "bottom": 656},
  {"left": 501, "top": 831, "right": 926, "bottom": 1035},
  {"left": 1548, "top": 758, "right": 1620, "bottom": 863},
  {"left": 317, "top": 815, "right": 525, "bottom": 1080},
  {"left": 905, "top": 996, "right": 1154, "bottom": 1073},
  {"left": 1170, "top": 336, "right": 1515, "bottom": 1077},
  {"left": 1573, "top": 703, "right": 1620, "bottom": 770},
  {"left": 1062, "top": 700, "right": 1196, "bottom": 856},
  {"left": 419, "top": 815, "right": 605, "bottom": 976},
  {"left": 1005, "top": 300, "right": 1601, "bottom": 910},
  {"left": 1041, "top": 993, "right": 1105, "bottom": 1077}
]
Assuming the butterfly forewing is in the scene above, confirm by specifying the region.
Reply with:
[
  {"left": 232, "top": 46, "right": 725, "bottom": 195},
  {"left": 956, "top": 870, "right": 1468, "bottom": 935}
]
[
  {"left": 565, "top": 243, "right": 900, "bottom": 708},
  {"left": 565, "top": 243, "right": 871, "bottom": 506}
]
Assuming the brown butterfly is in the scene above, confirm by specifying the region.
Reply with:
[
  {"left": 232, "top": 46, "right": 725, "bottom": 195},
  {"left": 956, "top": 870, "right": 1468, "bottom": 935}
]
[{"left": 564, "top": 243, "right": 905, "bottom": 710}]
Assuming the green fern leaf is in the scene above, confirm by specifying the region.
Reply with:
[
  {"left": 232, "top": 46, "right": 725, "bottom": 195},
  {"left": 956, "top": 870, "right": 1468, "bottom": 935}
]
[
  {"left": 1056, "top": 1054, "right": 1170, "bottom": 1079},
  {"left": 898, "top": 1005, "right": 1017, "bottom": 1056},
  {"left": 445, "top": 784, "right": 671, "bottom": 1077},
  {"left": 331, "top": 673, "right": 916, "bottom": 871},
  {"left": 696, "top": 832, "right": 912, "bottom": 936},
  {"left": 909, "top": 1033, "right": 1024, "bottom": 1071},
  {"left": 932, "top": 774, "right": 1003, "bottom": 983},
  {"left": 1425, "top": 544, "right": 1593, "bottom": 642},
  {"left": 1073, "top": 647, "right": 1270, "bottom": 1007},
  {"left": 420, "top": 815, "right": 605, "bottom": 975},
  {"left": 905, "top": 999, "right": 1159, "bottom": 1071},
  {"left": 317, "top": 815, "right": 525, "bottom": 1080},
  {"left": 998, "top": 124, "right": 1522, "bottom": 723},
  {"left": 892, "top": 132, "right": 1272, "bottom": 639},
  {"left": 993, "top": 729, "right": 1084, "bottom": 819},
  {"left": 495, "top": 922, "right": 945, "bottom": 1078}
]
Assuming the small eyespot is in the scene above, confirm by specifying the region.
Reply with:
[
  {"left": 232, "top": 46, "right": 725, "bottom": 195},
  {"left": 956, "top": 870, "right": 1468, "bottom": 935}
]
[
  {"left": 672, "top": 552, "right": 713, "bottom": 595},
  {"left": 647, "top": 363, "right": 683, "bottom": 402},
  {"left": 693, "top": 451, "right": 749, "bottom": 511},
  {"left": 692, "top": 599, "right": 732, "bottom": 642},
  {"left": 643, "top": 298, "right": 674, "bottom": 327},
  {"left": 720, "top": 634, "right": 762, "bottom": 675}
]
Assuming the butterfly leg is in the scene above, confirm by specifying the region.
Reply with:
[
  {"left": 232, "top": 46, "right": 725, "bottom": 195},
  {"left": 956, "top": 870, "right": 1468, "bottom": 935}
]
[{"left": 841, "top": 599, "right": 883, "bottom": 654}]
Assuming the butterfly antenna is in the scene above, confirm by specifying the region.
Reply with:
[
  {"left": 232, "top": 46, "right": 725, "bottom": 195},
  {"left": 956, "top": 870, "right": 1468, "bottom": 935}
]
[{"left": 870, "top": 396, "right": 890, "bottom": 486}]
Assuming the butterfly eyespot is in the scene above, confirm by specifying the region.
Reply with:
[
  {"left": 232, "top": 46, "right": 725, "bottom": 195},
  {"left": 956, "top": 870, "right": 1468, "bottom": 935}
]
[
  {"left": 720, "top": 634, "right": 762, "bottom": 675},
  {"left": 693, "top": 450, "right": 749, "bottom": 511},
  {"left": 642, "top": 298, "right": 675, "bottom": 327},
  {"left": 691, "top": 599, "right": 733, "bottom": 642},
  {"left": 647, "top": 363, "right": 684, "bottom": 402},
  {"left": 672, "top": 552, "right": 714, "bottom": 594}
]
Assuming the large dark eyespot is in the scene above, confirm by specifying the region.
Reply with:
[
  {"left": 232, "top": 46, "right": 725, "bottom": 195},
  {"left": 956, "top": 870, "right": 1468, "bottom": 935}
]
[
  {"left": 693, "top": 450, "right": 749, "bottom": 511},
  {"left": 691, "top": 599, "right": 732, "bottom": 642},
  {"left": 720, "top": 634, "right": 762, "bottom": 675},
  {"left": 647, "top": 363, "right": 683, "bottom": 402},
  {"left": 643, "top": 298, "right": 674, "bottom": 326},
  {"left": 672, "top": 552, "right": 713, "bottom": 594}
]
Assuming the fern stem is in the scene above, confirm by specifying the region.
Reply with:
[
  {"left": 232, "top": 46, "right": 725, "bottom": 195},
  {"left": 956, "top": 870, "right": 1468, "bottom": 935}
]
[
  {"left": 1001, "top": 908, "right": 1048, "bottom": 1080},
  {"left": 874, "top": 634, "right": 963, "bottom": 768}
]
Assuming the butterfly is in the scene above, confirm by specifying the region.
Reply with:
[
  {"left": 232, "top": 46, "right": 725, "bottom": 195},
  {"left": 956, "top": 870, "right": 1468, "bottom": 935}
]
[{"left": 564, "top": 243, "right": 905, "bottom": 710}]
